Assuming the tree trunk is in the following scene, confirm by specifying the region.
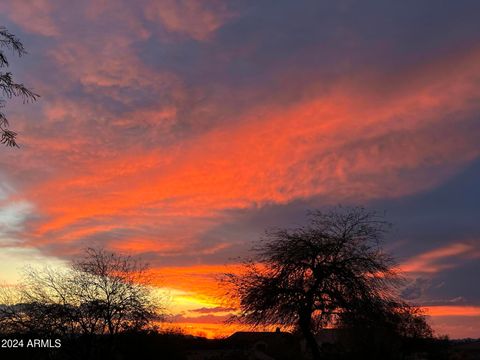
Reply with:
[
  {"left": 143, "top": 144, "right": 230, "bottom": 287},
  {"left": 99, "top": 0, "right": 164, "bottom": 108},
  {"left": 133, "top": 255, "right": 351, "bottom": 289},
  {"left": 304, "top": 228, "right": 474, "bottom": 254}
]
[{"left": 299, "top": 315, "right": 321, "bottom": 360}]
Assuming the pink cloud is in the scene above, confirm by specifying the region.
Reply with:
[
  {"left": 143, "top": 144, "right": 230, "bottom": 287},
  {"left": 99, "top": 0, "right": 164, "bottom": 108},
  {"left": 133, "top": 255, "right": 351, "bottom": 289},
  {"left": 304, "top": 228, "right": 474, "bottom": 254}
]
[
  {"left": 400, "top": 243, "right": 479, "bottom": 274},
  {"left": 144, "top": 0, "right": 234, "bottom": 41},
  {"left": 0, "top": 0, "right": 59, "bottom": 37}
]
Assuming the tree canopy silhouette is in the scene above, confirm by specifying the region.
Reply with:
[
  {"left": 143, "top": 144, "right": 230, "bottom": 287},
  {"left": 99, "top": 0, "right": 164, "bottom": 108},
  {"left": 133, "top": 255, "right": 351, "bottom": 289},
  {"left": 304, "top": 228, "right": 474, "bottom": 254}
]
[
  {"left": 0, "top": 26, "right": 39, "bottom": 147},
  {"left": 0, "top": 248, "right": 163, "bottom": 336},
  {"left": 225, "top": 207, "right": 431, "bottom": 360}
]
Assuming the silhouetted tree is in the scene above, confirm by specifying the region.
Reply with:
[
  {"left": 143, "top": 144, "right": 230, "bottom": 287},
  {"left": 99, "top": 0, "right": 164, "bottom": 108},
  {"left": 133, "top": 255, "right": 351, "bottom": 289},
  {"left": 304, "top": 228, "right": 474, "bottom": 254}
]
[
  {"left": 71, "top": 248, "right": 162, "bottom": 335},
  {"left": 0, "top": 248, "right": 163, "bottom": 337},
  {"left": 225, "top": 207, "right": 409, "bottom": 360},
  {"left": 0, "top": 26, "right": 39, "bottom": 147},
  {"left": 338, "top": 299, "right": 433, "bottom": 358}
]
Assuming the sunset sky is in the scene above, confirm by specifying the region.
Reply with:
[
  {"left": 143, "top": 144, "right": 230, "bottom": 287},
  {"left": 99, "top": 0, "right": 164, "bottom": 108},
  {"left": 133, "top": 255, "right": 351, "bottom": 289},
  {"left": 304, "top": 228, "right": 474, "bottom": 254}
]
[{"left": 0, "top": 0, "right": 479, "bottom": 339}]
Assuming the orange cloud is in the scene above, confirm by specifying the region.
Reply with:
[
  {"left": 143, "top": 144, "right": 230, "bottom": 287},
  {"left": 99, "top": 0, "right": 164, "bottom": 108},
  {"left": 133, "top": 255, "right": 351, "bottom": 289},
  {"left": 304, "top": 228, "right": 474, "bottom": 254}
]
[
  {"left": 400, "top": 243, "right": 477, "bottom": 274},
  {"left": 153, "top": 264, "right": 241, "bottom": 298},
  {"left": 423, "top": 306, "right": 480, "bottom": 317},
  {"left": 19, "top": 48, "right": 480, "bottom": 246}
]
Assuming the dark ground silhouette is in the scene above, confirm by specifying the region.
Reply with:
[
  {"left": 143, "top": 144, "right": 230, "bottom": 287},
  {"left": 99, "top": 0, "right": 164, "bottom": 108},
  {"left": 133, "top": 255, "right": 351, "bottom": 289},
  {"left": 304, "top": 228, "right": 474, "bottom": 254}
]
[{"left": 0, "top": 329, "right": 477, "bottom": 360}]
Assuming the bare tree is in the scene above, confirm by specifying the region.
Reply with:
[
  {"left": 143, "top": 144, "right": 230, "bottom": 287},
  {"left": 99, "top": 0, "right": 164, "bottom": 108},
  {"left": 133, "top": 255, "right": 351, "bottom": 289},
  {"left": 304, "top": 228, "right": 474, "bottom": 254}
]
[
  {"left": 71, "top": 248, "right": 162, "bottom": 335},
  {"left": 0, "top": 284, "right": 30, "bottom": 333},
  {"left": 225, "top": 207, "right": 422, "bottom": 360},
  {"left": 0, "top": 248, "right": 163, "bottom": 337},
  {"left": 0, "top": 26, "right": 39, "bottom": 147}
]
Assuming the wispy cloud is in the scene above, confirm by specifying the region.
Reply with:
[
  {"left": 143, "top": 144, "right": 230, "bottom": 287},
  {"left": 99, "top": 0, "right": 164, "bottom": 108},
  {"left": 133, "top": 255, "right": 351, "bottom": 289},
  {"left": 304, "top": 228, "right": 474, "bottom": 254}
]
[{"left": 400, "top": 243, "right": 479, "bottom": 274}]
